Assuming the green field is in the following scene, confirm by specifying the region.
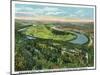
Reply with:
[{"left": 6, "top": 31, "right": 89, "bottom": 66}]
[{"left": 24, "top": 24, "right": 76, "bottom": 41}]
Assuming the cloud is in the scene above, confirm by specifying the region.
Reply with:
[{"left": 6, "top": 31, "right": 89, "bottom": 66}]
[
  {"left": 16, "top": 12, "right": 35, "bottom": 14},
  {"left": 15, "top": 12, "right": 34, "bottom": 17},
  {"left": 68, "top": 10, "right": 86, "bottom": 19},
  {"left": 43, "top": 7, "right": 59, "bottom": 12},
  {"left": 16, "top": 6, "right": 60, "bottom": 12},
  {"left": 16, "top": 7, "right": 34, "bottom": 12},
  {"left": 75, "top": 10, "right": 84, "bottom": 14},
  {"left": 33, "top": 7, "right": 60, "bottom": 14},
  {"left": 45, "top": 11, "right": 64, "bottom": 15}
]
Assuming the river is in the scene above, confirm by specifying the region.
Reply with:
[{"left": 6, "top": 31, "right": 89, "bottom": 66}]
[
  {"left": 52, "top": 26, "right": 89, "bottom": 45},
  {"left": 70, "top": 31, "right": 88, "bottom": 45}
]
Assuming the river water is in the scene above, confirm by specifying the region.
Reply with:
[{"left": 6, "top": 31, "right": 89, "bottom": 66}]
[
  {"left": 70, "top": 31, "right": 88, "bottom": 45},
  {"left": 52, "top": 26, "right": 89, "bottom": 45}
]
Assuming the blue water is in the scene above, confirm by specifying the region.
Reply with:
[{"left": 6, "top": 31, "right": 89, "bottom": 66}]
[{"left": 70, "top": 32, "right": 88, "bottom": 45}]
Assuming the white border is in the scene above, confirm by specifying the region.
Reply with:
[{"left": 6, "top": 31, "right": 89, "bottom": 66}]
[
  {"left": 12, "top": 1, "right": 15, "bottom": 74},
  {"left": 11, "top": 1, "right": 96, "bottom": 74}
]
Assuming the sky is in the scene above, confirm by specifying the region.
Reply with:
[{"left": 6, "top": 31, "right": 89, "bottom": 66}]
[{"left": 15, "top": 3, "right": 94, "bottom": 20}]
